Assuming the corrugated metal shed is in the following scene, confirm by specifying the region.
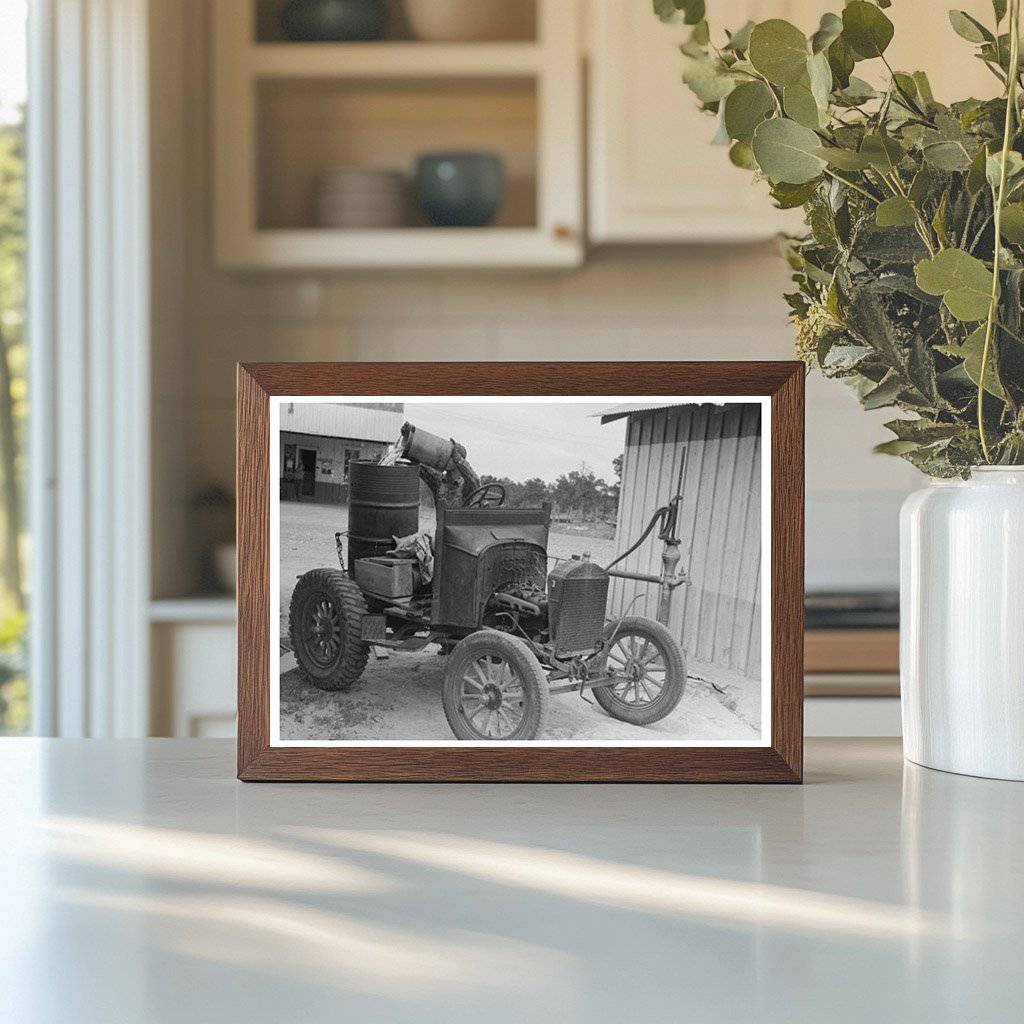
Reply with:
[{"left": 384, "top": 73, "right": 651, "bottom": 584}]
[
  {"left": 607, "top": 403, "right": 762, "bottom": 682},
  {"left": 280, "top": 402, "right": 404, "bottom": 443}
]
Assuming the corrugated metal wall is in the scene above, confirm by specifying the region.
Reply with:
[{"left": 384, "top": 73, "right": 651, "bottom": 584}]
[{"left": 607, "top": 403, "right": 763, "bottom": 681}]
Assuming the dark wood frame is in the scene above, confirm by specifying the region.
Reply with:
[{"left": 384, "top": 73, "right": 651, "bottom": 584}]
[{"left": 237, "top": 362, "right": 804, "bottom": 782}]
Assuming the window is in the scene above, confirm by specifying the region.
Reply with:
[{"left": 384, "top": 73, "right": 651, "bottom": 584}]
[
  {"left": 343, "top": 448, "right": 360, "bottom": 481},
  {"left": 0, "top": 1, "right": 27, "bottom": 734}
]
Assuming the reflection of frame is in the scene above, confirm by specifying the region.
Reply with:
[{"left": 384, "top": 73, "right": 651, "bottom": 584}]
[{"left": 237, "top": 362, "right": 804, "bottom": 783}]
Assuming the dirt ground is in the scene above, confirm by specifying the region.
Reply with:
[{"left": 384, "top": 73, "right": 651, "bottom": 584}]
[{"left": 278, "top": 501, "right": 761, "bottom": 743}]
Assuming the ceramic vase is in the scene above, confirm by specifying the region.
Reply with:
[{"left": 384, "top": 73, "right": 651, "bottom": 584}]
[{"left": 900, "top": 467, "right": 1024, "bottom": 781}]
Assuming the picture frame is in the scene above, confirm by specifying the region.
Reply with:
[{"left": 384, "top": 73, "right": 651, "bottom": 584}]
[{"left": 237, "top": 362, "right": 804, "bottom": 782}]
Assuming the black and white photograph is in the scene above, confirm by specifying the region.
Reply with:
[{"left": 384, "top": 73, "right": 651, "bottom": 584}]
[{"left": 270, "top": 396, "right": 769, "bottom": 745}]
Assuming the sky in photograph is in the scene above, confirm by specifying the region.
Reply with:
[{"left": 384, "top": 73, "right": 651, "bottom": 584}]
[{"left": 402, "top": 402, "right": 629, "bottom": 484}]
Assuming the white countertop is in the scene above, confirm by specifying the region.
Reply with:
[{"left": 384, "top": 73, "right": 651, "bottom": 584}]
[{"left": 2, "top": 738, "right": 1021, "bottom": 1023}]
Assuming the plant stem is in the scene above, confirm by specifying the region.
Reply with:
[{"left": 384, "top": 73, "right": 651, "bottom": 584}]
[
  {"left": 979, "top": 0, "right": 1021, "bottom": 462},
  {"left": 821, "top": 167, "right": 879, "bottom": 203}
]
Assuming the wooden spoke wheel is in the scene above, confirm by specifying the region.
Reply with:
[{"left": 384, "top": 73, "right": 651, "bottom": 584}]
[
  {"left": 443, "top": 631, "right": 549, "bottom": 740},
  {"left": 593, "top": 616, "right": 685, "bottom": 726}
]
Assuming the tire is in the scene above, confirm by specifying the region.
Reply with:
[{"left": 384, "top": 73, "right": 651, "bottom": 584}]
[
  {"left": 443, "top": 631, "right": 550, "bottom": 741},
  {"left": 289, "top": 568, "right": 369, "bottom": 691},
  {"left": 593, "top": 616, "right": 685, "bottom": 726}
]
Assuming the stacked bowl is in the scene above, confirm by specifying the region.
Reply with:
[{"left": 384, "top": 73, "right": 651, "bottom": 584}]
[{"left": 314, "top": 167, "right": 409, "bottom": 229}]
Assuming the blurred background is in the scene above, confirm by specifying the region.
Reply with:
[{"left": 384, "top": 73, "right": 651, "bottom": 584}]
[{"left": 0, "top": 0, "right": 999, "bottom": 740}]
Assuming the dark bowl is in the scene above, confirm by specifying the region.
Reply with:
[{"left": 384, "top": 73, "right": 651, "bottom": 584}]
[
  {"left": 281, "top": 0, "right": 388, "bottom": 42},
  {"left": 415, "top": 152, "right": 505, "bottom": 228}
]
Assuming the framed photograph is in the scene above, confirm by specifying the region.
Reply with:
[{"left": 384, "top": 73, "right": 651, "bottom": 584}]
[{"left": 237, "top": 362, "right": 804, "bottom": 782}]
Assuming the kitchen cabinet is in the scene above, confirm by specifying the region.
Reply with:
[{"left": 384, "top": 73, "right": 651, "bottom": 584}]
[
  {"left": 587, "top": 0, "right": 999, "bottom": 244},
  {"left": 211, "top": 0, "right": 583, "bottom": 269}
]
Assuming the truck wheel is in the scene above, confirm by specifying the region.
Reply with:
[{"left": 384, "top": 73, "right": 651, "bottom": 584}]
[
  {"left": 443, "top": 631, "right": 550, "bottom": 741},
  {"left": 593, "top": 617, "right": 685, "bottom": 726},
  {"left": 289, "top": 568, "right": 369, "bottom": 691}
]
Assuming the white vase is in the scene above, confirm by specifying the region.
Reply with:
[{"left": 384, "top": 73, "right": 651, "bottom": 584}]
[{"left": 900, "top": 467, "right": 1024, "bottom": 780}]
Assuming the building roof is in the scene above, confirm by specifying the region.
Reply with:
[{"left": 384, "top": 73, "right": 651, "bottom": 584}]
[
  {"left": 280, "top": 402, "right": 404, "bottom": 443},
  {"left": 597, "top": 402, "right": 688, "bottom": 425}
]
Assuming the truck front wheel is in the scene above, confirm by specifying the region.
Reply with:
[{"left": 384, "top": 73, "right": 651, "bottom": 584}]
[
  {"left": 443, "top": 631, "right": 550, "bottom": 741},
  {"left": 593, "top": 617, "right": 685, "bottom": 726}
]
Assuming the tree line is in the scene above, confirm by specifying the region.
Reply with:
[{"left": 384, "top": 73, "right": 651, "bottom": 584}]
[{"left": 480, "top": 456, "right": 622, "bottom": 522}]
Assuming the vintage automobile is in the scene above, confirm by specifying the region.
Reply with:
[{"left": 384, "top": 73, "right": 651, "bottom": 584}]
[{"left": 288, "top": 423, "right": 689, "bottom": 741}]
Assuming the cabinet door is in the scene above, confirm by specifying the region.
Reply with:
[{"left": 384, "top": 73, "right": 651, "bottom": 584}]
[
  {"left": 588, "top": 1, "right": 814, "bottom": 243},
  {"left": 588, "top": 0, "right": 999, "bottom": 244}
]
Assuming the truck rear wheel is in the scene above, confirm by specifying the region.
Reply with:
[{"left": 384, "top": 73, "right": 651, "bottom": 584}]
[
  {"left": 593, "top": 617, "right": 685, "bottom": 726},
  {"left": 289, "top": 568, "right": 369, "bottom": 691},
  {"left": 443, "top": 631, "right": 550, "bottom": 741}
]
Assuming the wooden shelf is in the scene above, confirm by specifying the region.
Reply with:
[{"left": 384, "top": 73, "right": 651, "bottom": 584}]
[
  {"left": 212, "top": 0, "right": 582, "bottom": 269},
  {"left": 218, "top": 227, "right": 578, "bottom": 270},
  {"left": 249, "top": 42, "right": 544, "bottom": 79},
  {"left": 805, "top": 628, "right": 899, "bottom": 675}
]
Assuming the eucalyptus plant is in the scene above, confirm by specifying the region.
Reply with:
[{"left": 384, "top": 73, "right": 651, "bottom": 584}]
[{"left": 659, "top": 0, "right": 1024, "bottom": 475}]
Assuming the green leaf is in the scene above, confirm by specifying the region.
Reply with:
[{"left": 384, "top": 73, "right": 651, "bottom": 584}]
[
  {"left": 835, "top": 77, "right": 878, "bottom": 106},
  {"left": 842, "top": 1, "right": 895, "bottom": 60},
  {"left": 681, "top": 55, "right": 737, "bottom": 103},
  {"left": 748, "top": 19, "right": 810, "bottom": 87},
  {"left": 994, "top": 0, "right": 1008, "bottom": 24},
  {"left": 1000, "top": 202, "right": 1024, "bottom": 242},
  {"left": 912, "top": 71, "right": 935, "bottom": 105},
  {"left": 909, "top": 165, "right": 936, "bottom": 205},
  {"left": 724, "top": 20, "right": 755, "bottom": 53},
  {"left": 948, "top": 10, "right": 993, "bottom": 44},
  {"left": 932, "top": 190, "right": 951, "bottom": 247},
  {"left": 860, "top": 133, "right": 905, "bottom": 173},
  {"left": 915, "top": 249, "right": 994, "bottom": 321},
  {"left": 783, "top": 83, "right": 822, "bottom": 129},
  {"left": 770, "top": 179, "right": 820, "bottom": 209},
  {"left": 827, "top": 35, "right": 855, "bottom": 89},
  {"left": 689, "top": 20, "right": 710, "bottom": 46},
  {"left": 653, "top": 0, "right": 677, "bottom": 23},
  {"left": 807, "top": 51, "right": 833, "bottom": 110},
  {"left": 654, "top": 0, "right": 705, "bottom": 25},
  {"left": 967, "top": 143, "right": 993, "bottom": 193},
  {"left": 814, "top": 145, "right": 872, "bottom": 170},
  {"left": 874, "top": 439, "right": 922, "bottom": 455},
  {"left": 752, "top": 117, "right": 827, "bottom": 184},
  {"left": 958, "top": 324, "right": 1007, "bottom": 398},
  {"left": 875, "top": 196, "right": 918, "bottom": 228},
  {"left": 728, "top": 140, "right": 758, "bottom": 169},
  {"left": 986, "top": 150, "right": 1024, "bottom": 190},
  {"left": 723, "top": 81, "right": 775, "bottom": 143},
  {"left": 923, "top": 141, "right": 973, "bottom": 171},
  {"left": 810, "top": 12, "right": 843, "bottom": 54},
  {"left": 885, "top": 418, "right": 964, "bottom": 443},
  {"left": 862, "top": 374, "right": 902, "bottom": 410}
]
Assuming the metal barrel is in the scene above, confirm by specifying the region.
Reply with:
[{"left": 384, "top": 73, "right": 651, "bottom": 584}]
[{"left": 347, "top": 460, "right": 420, "bottom": 576}]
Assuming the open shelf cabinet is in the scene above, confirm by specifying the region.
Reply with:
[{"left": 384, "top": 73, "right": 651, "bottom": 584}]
[{"left": 212, "top": 0, "right": 583, "bottom": 269}]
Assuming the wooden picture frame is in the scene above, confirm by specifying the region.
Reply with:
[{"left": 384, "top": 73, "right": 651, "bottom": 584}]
[{"left": 237, "top": 362, "right": 804, "bottom": 782}]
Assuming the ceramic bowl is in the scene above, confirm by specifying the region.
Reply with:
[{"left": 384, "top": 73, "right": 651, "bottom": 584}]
[
  {"left": 403, "top": 0, "right": 534, "bottom": 42},
  {"left": 315, "top": 168, "right": 409, "bottom": 228},
  {"left": 415, "top": 152, "right": 505, "bottom": 228},
  {"left": 281, "top": 0, "right": 388, "bottom": 42}
]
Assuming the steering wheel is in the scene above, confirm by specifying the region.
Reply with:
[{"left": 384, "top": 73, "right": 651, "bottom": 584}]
[{"left": 463, "top": 483, "right": 506, "bottom": 509}]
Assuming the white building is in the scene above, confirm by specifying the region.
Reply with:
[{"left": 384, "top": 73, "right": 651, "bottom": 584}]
[
  {"left": 280, "top": 402, "right": 404, "bottom": 504},
  {"left": 603, "top": 402, "right": 763, "bottom": 684}
]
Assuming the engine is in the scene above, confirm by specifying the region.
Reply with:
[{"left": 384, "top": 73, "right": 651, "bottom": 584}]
[{"left": 547, "top": 558, "right": 610, "bottom": 656}]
